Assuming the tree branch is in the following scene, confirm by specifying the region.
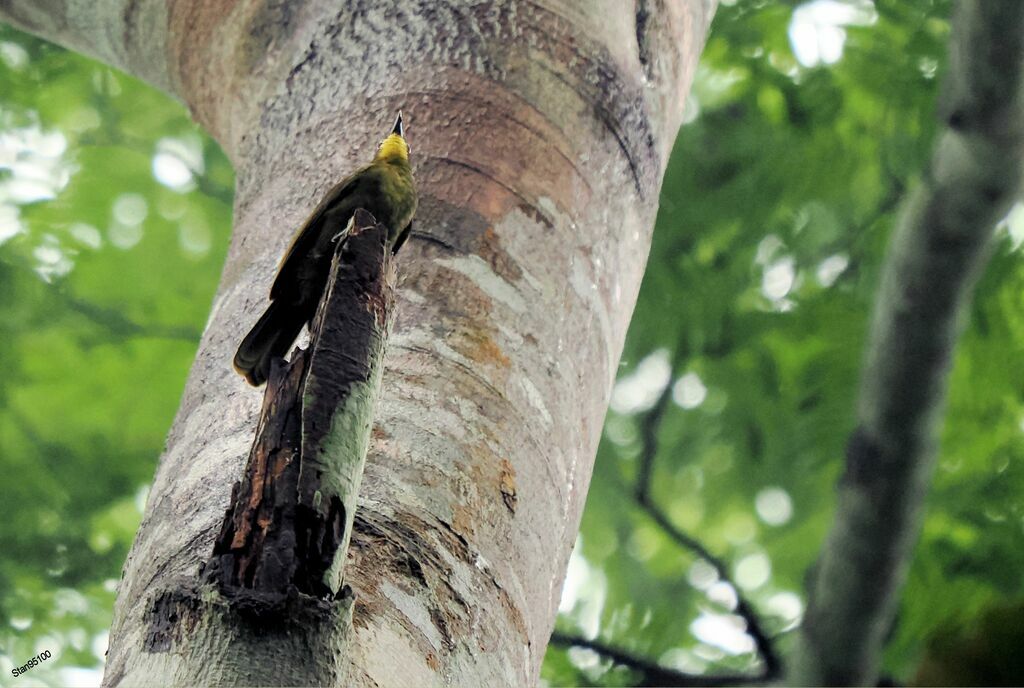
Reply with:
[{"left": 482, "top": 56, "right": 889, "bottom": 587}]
[
  {"left": 0, "top": 0, "right": 176, "bottom": 97},
  {"left": 633, "top": 383, "right": 781, "bottom": 681},
  {"left": 61, "top": 291, "right": 201, "bottom": 343},
  {"left": 636, "top": 501, "right": 781, "bottom": 680},
  {"left": 567, "top": 369, "right": 780, "bottom": 686},
  {"left": 549, "top": 631, "right": 773, "bottom": 688},
  {"left": 6, "top": 260, "right": 200, "bottom": 342},
  {"left": 635, "top": 379, "right": 675, "bottom": 505},
  {"left": 791, "top": 2, "right": 1024, "bottom": 684}
]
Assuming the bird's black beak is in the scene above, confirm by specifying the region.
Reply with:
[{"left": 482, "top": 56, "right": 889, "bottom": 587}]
[{"left": 392, "top": 111, "right": 404, "bottom": 137}]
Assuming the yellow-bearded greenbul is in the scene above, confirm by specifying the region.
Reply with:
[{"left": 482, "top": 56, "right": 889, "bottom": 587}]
[{"left": 233, "top": 112, "right": 417, "bottom": 386}]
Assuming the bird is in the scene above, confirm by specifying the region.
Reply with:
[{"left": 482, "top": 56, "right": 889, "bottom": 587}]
[{"left": 233, "top": 112, "right": 417, "bottom": 386}]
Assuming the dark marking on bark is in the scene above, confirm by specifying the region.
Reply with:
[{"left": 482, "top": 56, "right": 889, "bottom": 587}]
[
  {"left": 947, "top": 109, "right": 966, "bottom": 130},
  {"left": 294, "top": 497, "right": 347, "bottom": 597},
  {"left": 513, "top": 3, "right": 657, "bottom": 196},
  {"left": 842, "top": 426, "right": 886, "bottom": 489},
  {"left": 432, "top": 157, "right": 556, "bottom": 233},
  {"left": 499, "top": 458, "right": 517, "bottom": 514},
  {"left": 407, "top": 194, "right": 498, "bottom": 258},
  {"left": 401, "top": 85, "right": 593, "bottom": 196},
  {"left": 598, "top": 104, "right": 646, "bottom": 197},
  {"left": 420, "top": 155, "right": 559, "bottom": 235},
  {"left": 241, "top": 0, "right": 301, "bottom": 75},
  {"left": 635, "top": 0, "right": 652, "bottom": 77},
  {"left": 352, "top": 512, "right": 471, "bottom": 591},
  {"left": 143, "top": 588, "right": 201, "bottom": 653},
  {"left": 122, "top": 0, "right": 141, "bottom": 61},
  {"left": 531, "top": 58, "right": 653, "bottom": 197},
  {"left": 206, "top": 210, "right": 395, "bottom": 603},
  {"left": 142, "top": 582, "right": 352, "bottom": 659},
  {"left": 408, "top": 229, "right": 459, "bottom": 253},
  {"left": 350, "top": 509, "right": 477, "bottom": 651},
  {"left": 403, "top": 551, "right": 428, "bottom": 587},
  {"left": 286, "top": 40, "right": 319, "bottom": 91},
  {"left": 429, "top": 606, "right": 457, "bottom": 652}
]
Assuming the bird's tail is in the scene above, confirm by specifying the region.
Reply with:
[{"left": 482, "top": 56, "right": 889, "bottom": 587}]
[{"left": 233, "top": 300, "right": 306, "bottom": 387}]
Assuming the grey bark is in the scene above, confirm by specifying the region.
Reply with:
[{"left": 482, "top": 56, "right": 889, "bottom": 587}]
[
  {"left": 0, "top": 0, "right": 714, "bottom": 685},
  {"left": 791, "top": 2, "right": 1024, "bottom": 684},
  {"left": 0, "top": 0, "right": 176, "bottom": 96}
]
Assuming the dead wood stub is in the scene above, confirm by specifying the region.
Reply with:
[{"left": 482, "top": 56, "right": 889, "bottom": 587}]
[{"left": 205, "top": 209, "right": 395, "bottom": 602}]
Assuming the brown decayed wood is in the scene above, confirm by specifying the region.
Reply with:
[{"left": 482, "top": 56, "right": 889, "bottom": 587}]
[{"left": 206, "top": 211, "right": 394, "bottom": 601}]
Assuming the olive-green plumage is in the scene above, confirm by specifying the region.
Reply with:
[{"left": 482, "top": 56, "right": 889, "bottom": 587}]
[{"left": 233, "top": 113, "right": 417, "bottom": 386}]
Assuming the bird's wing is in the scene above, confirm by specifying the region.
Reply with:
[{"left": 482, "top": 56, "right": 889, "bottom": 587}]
[{"left": 269, "top": 171, "right": 363, "bottom": 300}]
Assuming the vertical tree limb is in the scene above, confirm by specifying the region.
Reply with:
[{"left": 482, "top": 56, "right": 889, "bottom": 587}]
[
  {"left": 298, "top": 210, "right": 395, "bottom": 594},
  {"left": 206, "top": 210, "right": 394, "bottom": 603},
  {"left": 791, "top": 2, "right": 1024, "bottom": 684}
]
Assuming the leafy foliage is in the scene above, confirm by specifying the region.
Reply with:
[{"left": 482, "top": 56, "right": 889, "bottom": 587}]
[
  {"left": 0, "top": 25, "right": 232, "bottom": 685},
  {"left": 545, "top": 0, "right": 1024, "bottom": 685},
  {"left": 1, "top": 0, "right": 1022, "bottom": 686}
]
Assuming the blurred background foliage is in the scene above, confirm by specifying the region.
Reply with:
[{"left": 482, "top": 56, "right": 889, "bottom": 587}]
[
  {"left": 0, "top": 21, "right": 233, "bottom": 687},
  {"left": 0, "top": 0, "right": 1022, "bottom": 686}
]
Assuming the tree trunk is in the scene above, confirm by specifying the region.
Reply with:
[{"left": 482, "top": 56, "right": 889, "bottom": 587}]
[
  {"left": 791, "top": 2, "right": 1024, "bottom": 684},
  {"left": 0, "top": 0, "right": 714, "bottom": 684}
]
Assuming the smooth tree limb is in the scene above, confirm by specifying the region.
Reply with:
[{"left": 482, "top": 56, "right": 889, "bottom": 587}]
[
  {"left": 1, "top": 0, "right": 716, "bottom": 685},
  {"left": 791, "top": 2, "right": 1024, "bottom": 684}
]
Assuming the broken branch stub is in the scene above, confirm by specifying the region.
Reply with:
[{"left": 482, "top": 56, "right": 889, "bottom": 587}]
[{"left": 208, "top": 208, "right": 396, "bottom": 600}]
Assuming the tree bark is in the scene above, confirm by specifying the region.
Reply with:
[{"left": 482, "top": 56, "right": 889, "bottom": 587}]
[
  {"left": 0, "top": 0, "right": 714, "bottom": 685},
  {"left": 791, "top": 2, "right": 1024, "bottom": 684}
]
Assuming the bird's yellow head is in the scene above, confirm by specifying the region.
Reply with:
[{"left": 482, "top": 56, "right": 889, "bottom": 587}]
[{"left": 375, "top": 111, "right": 410, "bottom": 163}]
